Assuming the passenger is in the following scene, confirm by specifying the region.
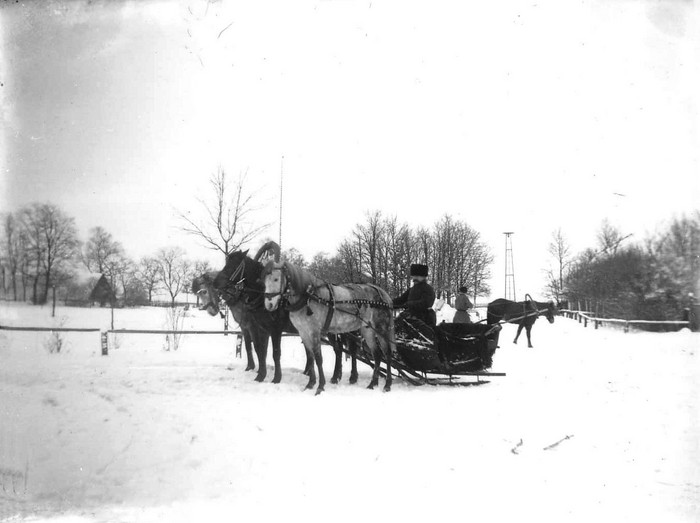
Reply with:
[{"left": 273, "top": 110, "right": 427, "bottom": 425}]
[
  {"left": 393, "top": 264, "right": 436, "bottom": 326},
  {"left": 453, "top": 286, "right": 473, "bottom": 324}
]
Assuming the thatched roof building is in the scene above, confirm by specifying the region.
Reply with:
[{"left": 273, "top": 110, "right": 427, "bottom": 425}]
[{"left": 89, "top": 274, "right": 116, "bottom": 306}]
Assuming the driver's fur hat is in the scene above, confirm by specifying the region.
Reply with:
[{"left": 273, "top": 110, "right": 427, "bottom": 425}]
[{"left": 410, "top": 264, "right": 429, "bottom": 277}]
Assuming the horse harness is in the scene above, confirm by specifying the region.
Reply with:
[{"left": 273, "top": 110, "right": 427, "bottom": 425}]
[{"left": 265, "top": 264, "right": 392, "bottom": 334}]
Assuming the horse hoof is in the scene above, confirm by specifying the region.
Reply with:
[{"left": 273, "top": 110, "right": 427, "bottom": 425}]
[
  {"left": 349, "top": 377, "right": 358, "bottom": 385},
  {"left": 255, "top": 375, "right": 265, "bottom": 382},
  {"left": 330, "top": 377, "right": 339, "bottom": 385},
  {"left": 315, "top": 388, "right": 324, "bottom": 396},
  {"left": 246, "top": 366, "right": 255, "bottom": 371},
  {"left": 383, "top": 385, "right": 391, "bottom": 392},
  {"left": 366, "top": 384, "right": 375, "bottom": 390},
  {"left": 272, "top": 377, "right": 281, "bottom": 384}
]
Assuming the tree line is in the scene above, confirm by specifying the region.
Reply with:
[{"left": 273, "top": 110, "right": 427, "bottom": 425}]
[
  {"left": 546, "top": 214, "right": 700, "bottom": 321},
  {"left": 279, "top": 211, "right": 493, "bottom": 304},
  {"left": 0, "top": 203, "right": 214, "bottom": 307}
]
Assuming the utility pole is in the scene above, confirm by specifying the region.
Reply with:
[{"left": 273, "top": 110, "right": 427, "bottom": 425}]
[
  {"left": 279, "top": 156, "right": 284, "bottom": 250},
  {"left": 504, "top": 232, "right": 516, "bottom": 301}
]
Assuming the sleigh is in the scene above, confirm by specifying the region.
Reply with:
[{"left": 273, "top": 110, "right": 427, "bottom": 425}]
[
  {"left": 326, "top": 314, "right": 503, "bottom": 387},
  {"left": 391, "top": 315, "right": 503, "bottom": 385}
]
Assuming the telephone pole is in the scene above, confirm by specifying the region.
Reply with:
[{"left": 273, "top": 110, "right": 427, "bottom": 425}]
[
  {"left": 279, "top": 156, "right": 284, "bottom": 250},
  {"left": 504, "top": 232, "right": 516, "bottom": 301}
]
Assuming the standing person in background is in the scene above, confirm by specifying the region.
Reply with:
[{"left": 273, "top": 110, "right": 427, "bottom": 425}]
[
  {"left": 393, "top": 264, "right": 436, "bottom": 326},
  {"left": 453, "top": 286, "right": 473, "bottom": 324}
]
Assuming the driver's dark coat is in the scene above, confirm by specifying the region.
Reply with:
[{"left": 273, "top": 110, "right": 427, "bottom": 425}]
[{"left": 393, "top": 280, "right": 436, "bottom": 325}]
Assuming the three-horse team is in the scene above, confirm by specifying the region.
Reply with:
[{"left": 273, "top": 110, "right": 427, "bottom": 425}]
[{"left": 192, "top": 241, "right": 557, "bottom": 394}]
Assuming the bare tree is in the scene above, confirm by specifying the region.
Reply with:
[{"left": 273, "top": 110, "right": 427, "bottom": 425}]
[
  {"left": 282, "top": 247, "right": 307, "bottom": 267},
  {"left": 597, "top": 219, "right": 628, "bottom": 256},
  {"left": 156, "top": 246, "right": 190, "bottom": 307},
  {"left": 138, "top": 256, "right": 161, "bottom": 305},
  {"left": 546, "top": 228, "right": 572, "bottom": 302},
  {"left": 2, "top": 213, "right": 24, "bottom": 300},
  {"left": 83, "top": 226, "right": 124, "bottom": 276},
  {"left": 112, "top": 255, "right": 139, "bottom": 306},
  {"left": 178, "top": 168, "right": 269, "bottom": 259},
  {"left": 19, "top": 203, "right": 80, "bottom": 304}
]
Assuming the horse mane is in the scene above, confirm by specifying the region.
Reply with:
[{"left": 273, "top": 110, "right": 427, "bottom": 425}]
[
  {"left": 262, "top": 260, "right": 323, "bottom": 295},
  {"left": 286, "top": 261, "right": 325, "bottom": 294}
]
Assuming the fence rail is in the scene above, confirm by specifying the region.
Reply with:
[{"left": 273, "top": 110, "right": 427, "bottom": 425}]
[
  {"left": 0, "top": 325, "right": 101, "bottom": 333},
  {"left": 559, "top": 310, "right": 691, "bottom": 332}
]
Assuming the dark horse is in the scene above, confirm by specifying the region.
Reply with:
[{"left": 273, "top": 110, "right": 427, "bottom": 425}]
[
  {"left": 192, "top": 271, "right": 258, "bottom": 372},
  {"left": 486, "top": 295, "right": 556, "bottom": 348},
  {"left": 205, "top": 242, "right": 303, "bottom": 383}
]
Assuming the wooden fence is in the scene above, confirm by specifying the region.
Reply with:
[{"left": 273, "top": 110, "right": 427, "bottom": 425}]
[
  {"left": 0, "top": 324, "right": 249, "bottom": 356},
  {"left": 559, "top": 310, "right": 691, "bottom": 333}
]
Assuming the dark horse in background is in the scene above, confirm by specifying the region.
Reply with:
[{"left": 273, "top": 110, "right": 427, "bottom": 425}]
[
  {"left": 487, "top": 295, "right": 557, "bottom": 348},
  {"left": 192, "top": 271, "right": 260, "bottom": 371}
]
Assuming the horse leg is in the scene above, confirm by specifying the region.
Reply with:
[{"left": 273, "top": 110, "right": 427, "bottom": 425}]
[
  {"left": 330, "top": 334, "right": 343, "bottom": 385},
  {"left": 312, "top": 336, "right": 325, "bottom": 395},
  {"left": 349, "top": 336, "right": 359, "bottom": 384},
  {"left": 363, "top": 328, "right": 381, "bottom": 390},
  {"left": 303, "top": 351, "right": 314, "bottom": 376},
  {"left": 514, "top": 323, "right": 524, "bottom": 345},
  {"left": 271, "top": 331, "right": 283, "bottom": 384},
  {"left": 243, "top": 331, "right": 255, "bottom": 371},
  {"left": 254, "top": 332, "right": 270, "bottom": 382},
  {"left": 301, "top": 340, "right": 316, "bottom": 391},
  {"left": 378, "top": 333, "right": 393, "bottom": 392},
  {"left": 526, "top": 323, "right": 534, "bottom": 348}
]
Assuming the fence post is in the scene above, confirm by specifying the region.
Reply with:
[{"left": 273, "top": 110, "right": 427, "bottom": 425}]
[
  {"left": 584, "top": 317, "right": 588, "bottom": 328},
  {"left": 624, "top": 321, "right": 629, "bottom": 333},
  {"left": 101, "top": 331, "right": 109, "bottom": 356},
  {"left": 594, "top": 320, "right": 599, "bottom": 330}
]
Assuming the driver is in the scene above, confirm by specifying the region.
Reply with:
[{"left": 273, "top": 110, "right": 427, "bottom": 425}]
[{"left": 393, "top": 264, "right": 436, "bottom": 326}]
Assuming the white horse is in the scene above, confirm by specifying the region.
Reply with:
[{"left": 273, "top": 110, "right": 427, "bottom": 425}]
[{"left": 262, "top": 260, "right": 395, "bottom": 394}]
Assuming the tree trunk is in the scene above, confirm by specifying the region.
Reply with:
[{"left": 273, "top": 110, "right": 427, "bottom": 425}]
[{"left": 42, "top": 269, "right": 51, "bottom": 305}]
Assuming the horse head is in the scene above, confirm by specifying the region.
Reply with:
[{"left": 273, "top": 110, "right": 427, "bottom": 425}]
[
  {"left": 213, "top": 249, "right": 250, "bottom": 299},
  {"left": 262, "top": 260, "right": 286, "bottom": 312},
  {"left": 192, "top": 271, "right": 221, "bottom": 317},
  {"left": 543, "top": 300, "right": 557, "bottom": 323}
]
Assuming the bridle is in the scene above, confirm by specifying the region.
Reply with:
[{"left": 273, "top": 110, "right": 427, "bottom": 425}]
[
  {"left": 263, "top": 264, "right": 297, "bottom": 306},
  {"left": 217, "top": 258, "right": 247, "bottom": 303}
]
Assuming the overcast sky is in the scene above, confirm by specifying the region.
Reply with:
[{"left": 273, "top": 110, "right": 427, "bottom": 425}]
[{"left": 1, "top": 0, "right": 698, "bottom": 298}]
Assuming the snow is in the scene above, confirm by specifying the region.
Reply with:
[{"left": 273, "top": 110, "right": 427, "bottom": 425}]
[{"left": 1, "top": 302, "right": 699, "bottom": 522}]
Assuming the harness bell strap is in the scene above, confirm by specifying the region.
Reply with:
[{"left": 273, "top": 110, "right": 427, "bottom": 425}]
[{"left": 321, "top": 283, "right": 335, "bottom": 334}]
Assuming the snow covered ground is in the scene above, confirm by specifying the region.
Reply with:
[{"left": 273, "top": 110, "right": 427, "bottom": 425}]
[{"left": 1, "top": 301, "right": 698, "bottom": 522}]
